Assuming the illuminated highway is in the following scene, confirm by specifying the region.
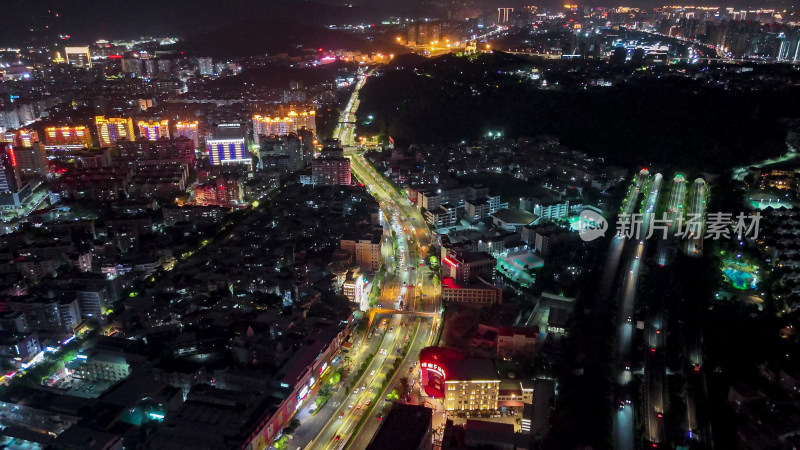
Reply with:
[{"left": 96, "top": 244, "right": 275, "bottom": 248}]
[
  {"left": 656, "top": 174, "right": 687, "bottom": 267},
  {"left": 303, "top": 70, "right": 442, "bottom": 449},
  {"left": 613, "top": 171, "right": 663, "bottom": 450},
  {"left": 686, "top": 179, "right": 707, "bottom": 256}
]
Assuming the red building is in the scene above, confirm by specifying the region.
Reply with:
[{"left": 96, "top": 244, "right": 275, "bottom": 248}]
[
  {"left": 419, "top": 346, "right": 463, "bottom": 398},
  {"left": 311, "top": 147, "right": 350, "bottom": 185}
]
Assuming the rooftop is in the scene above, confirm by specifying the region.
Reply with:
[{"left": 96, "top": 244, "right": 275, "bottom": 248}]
[
  {"left": 491, "top": 208, "right": 537, "bottom": 225},
  {"left": 366, "top": 403, "right": 432, "bottom": 450},
  {"left": 444, "top": 358, "right": 498, "bottom": 381}
]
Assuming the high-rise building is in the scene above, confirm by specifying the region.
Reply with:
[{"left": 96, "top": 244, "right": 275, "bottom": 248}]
[
  {"left": 138, "top": 120, "right": 169, "bottom": 141},
  {"left": 95, "top": 116, "right": 135, "bottom": 146},
  {"left": 0, "top": 144, "right": 22, "bottom": 193},
  {"left": 64, "top": 46, "right": 92, "bottom": 68},
  {"left": 143, "top": 58, "right": 157, "bottom": 76},
  {"left": 252, "top": 110, "right": 316, "bottom": 143},
  {"left": 2, "top": 129, "right": 39, "bottom": 148},
  {"left": 43, "top": 126, "right": 92, "bottom": 150},
  {"left": 311, "top": 147, "right": 350, "bottom": 185},
  {"left": 1, "top": 130, "right": 46, "bottom": 177},
  {"left": 198, "top": 57, "right": 214, "bottom": 76},
  {"left": 174, "top": 121, "right": 200, "bottom": 147},
  {"left": 122, "top": 57, "right": 143, "bottom": 76},
  {"left": 206, "top": 138, "right": 249, "bottom": 167}
]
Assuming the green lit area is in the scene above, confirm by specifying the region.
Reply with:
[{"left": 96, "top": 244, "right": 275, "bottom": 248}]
[
  {"left": 721, "top": 256, "right": 759, "bottom": 290},
  {"left": 497, "top": 251, "right": 543, "bottom": 288}
]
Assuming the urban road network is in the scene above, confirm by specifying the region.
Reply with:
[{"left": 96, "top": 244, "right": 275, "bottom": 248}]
[
  {"left": 609, "top": 169, "right": 710, "bottom": 450},
  {"left": 303, "top": 71, "right": 713, "bottom": 450},
  {"left": 295, "top": 72, "right": 441, "bottom": 449}
]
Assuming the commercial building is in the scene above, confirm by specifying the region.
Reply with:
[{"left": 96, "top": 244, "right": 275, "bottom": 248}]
[
  {"left": 95, "top": 116, "right": 135, "bottom": 146},
  {"left": 0, "top": 144, "right": 21, "bottom": 193},
  {"left": 64, "top": 46, "right": 91, "bottom": 68},
  {"left": 311, "top": 147, "right": 350, "bottom": 185},
  {"left": 43, "top": 126, "right": 92, "bottom": 150},
  {"left": 443, "top": 359, "right": 501, "bottom": 411},
  {"left": 206, "top": 138, "right": 249, "bottom": 168},
  {"left": 342, "top": 270, "right": 369, "bottom": 311},
  {"left": 174, "top": 121, "right": 200, "bottom": 147},
  {"left": 366, "top": 403, "right": 433, "bottom": 450},
  {"left": 441, "top": 277, "right": 502, "bottom": 305},
  {"left": 137, "top": 120, "right": 170, "bottom": 141},
  {"left": 419, "top": 350, "right": 503, "bottom": 413},
  {"left": 442, "top": 251, "right": 496, "bottom": 285},
  {"left": 2, "top": 129, "right": 38, "bottom": 148},
  {"left": 252, "top": 110, "right": 316, "bottom": 142},
  {"left": 340, "top": 229, "right": 383, "bottom": 271}
]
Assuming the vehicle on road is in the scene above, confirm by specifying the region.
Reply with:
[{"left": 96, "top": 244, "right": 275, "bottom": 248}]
[{"left": 339, "top": 412, "right": 345, "bottom": 419}]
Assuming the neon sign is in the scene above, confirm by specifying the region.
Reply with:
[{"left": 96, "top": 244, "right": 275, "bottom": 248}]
[
  {"left": 442, "top": 257, "right": 457, "bottom": 268},
  {"left": 420, "top": 361, "right": 446, "bottom": 379}
]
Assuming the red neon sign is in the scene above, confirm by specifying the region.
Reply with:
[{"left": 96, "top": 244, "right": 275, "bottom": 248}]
[
  {"left": 420, "top": 361, "right": 446, "bottom": 379},
  {"left": 7, "top": 148, "right": 16, "bottom": 167},
  {"left": 442, "top": 257, "right": 457, "bottom": 268}
]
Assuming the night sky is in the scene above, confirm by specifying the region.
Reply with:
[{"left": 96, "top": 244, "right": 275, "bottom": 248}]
[{"left": 0, "top": 0, "right": 780, "bottom": 46}]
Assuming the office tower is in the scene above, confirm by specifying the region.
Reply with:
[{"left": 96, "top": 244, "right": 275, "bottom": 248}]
[
  {"left": 64, "top": 46, "right": 92, "bottom": 68},
  {"left": 206, "top": 138, "right": 249, "bottom": 167},
  {"left": 311, "top": 147, "right": 350, "bottom": 185},
  {"left": 198, "top": 57, "right": 214, "bottom": 76},
  {"left": 138, "top": 120, "right": 170, "bottom": 141},
  {"left": 95, "top": 116, "right": 135, "bottom": 146},
  {"left": 0, "top": 144, "right": 22, "bottom": 193},
  {"left": 43, "top": 126, "right": 92, "bottom": 150},
  {"left": 174, "top": 121, "right": 200, "bottom": 147}
]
